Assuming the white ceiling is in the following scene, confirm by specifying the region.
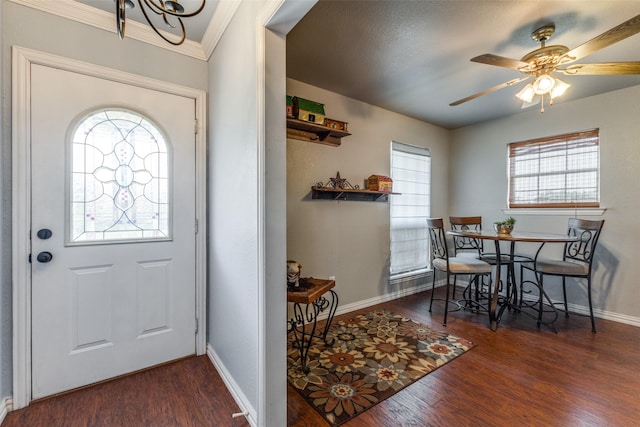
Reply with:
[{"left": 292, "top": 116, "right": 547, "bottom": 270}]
[{"left": 286, "top": 1, "right": 640, "bottom": 129}]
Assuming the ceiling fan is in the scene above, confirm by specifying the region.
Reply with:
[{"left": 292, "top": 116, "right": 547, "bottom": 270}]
[{"left": 450, "top": 13, "right": 640, "bottom": 109}]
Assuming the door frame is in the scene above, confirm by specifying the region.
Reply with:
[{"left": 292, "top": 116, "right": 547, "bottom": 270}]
[{"left": 11, "top": 46, "right": 208, "bottom": 409}]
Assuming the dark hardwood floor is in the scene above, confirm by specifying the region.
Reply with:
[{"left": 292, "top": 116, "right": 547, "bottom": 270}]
[
  {"left": 4, "top": 287, "right": 639, "bottom": 427},
  {"left": 288, "top": 287, "right": 640, "bottom": 427},
  {"left": 3, "top": 356, "right": 250, "bottom": 427}
]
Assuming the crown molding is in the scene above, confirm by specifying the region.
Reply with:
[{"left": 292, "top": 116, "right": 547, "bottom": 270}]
[
  {"left": 8, "top": 0, "right": 238, "bottom": 61},
  {"left": 200, "top": 0, "right": 241, "bottom": 60}
]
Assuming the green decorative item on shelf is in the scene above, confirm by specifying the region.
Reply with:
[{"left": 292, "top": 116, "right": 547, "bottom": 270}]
[
  {"left": 494, "top": 216, "right": 516, "bottom": 234},
  {"left": 292, "top": 96, "right": 326, "bottom": 124}
]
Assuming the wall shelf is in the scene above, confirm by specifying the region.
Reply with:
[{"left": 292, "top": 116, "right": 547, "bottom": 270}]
[
  {"left": 287, "top": 118, "right": 350, "bottom": 147},
  {"left": 311, "top": 186, "right": 399, "bottom": 202}
]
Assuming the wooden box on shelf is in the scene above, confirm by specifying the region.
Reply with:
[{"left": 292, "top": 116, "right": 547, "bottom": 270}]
[
  {"left": 324, "top": 118, "right": 348, "bottom": 132},
  {"left": 367, "top": 175, "right": 393, "bottom": 192}
]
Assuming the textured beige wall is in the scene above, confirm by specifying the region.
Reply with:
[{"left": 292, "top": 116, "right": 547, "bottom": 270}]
[
  {"left": 286, "top": 79, "right": 450, "bottom": 307},
  {"left": 450, "top": 84, "right": 640, "bottom": 321}
]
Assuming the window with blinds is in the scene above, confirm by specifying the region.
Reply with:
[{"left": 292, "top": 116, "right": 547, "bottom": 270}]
[
  {"left": 390, "top": 142, "right": 431, "bottom": 276},
  {"left": 508, "top": 129, "right": 600, "bottom": 208}
]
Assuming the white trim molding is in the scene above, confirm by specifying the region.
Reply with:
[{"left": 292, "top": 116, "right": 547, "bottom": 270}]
[
  {"left": 324, "top": 280, "right": 640, "bottom": 329},
  {"left": 332, "top": 283, "right": 435, "bottom": 318},
  {"left": 12, "top": 46, "right": 208, "bottom": 409},
  {"left": 206, "top": 345, "right": 257, "bottom": 427},
  {"left": 256, "top": 2, "right": 287, "bottom": 425},
  {"left": 200, "top": 0, "right": 241, "bottom": 58},
  {"left": 314, "top": 279, "right": 445, "bottom": 322},
  {"left": 0, "top": 397, "right": 14, "bottom": 424},
  {"left": 520, "top": 293, "right": 640, "bottom": 328},
  {"left": 8, "top": 0, "right": 239, "bottom": 60}
]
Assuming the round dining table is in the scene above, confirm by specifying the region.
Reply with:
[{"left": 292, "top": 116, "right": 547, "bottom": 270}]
[{"left": 446, "top": 229, "right": 579, "bottom": 331}]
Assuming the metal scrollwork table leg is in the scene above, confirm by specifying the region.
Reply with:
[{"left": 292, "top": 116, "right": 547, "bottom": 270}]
[{"left": 288, "top": 288, "right": 338, "bottom": 373}]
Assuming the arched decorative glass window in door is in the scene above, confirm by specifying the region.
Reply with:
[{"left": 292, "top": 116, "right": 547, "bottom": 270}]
[{"left": 70, "top": 109, "right": 170, "bottom": 243}]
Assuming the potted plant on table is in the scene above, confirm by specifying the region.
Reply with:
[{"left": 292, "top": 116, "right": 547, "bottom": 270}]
[{"left": 494, "top": 216, "right": 516, "bottom": 235}]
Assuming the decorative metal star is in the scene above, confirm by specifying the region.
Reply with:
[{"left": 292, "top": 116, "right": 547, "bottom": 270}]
[
  {"left": 329, "top": 172, "right": 347, "bottom": 189},
  {"left": 316, "top": 171, "right": 359, "bottom": 190}
]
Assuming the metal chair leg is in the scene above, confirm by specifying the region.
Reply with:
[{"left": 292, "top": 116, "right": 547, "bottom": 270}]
[
  {"left": 588, "top": 277, "right": 597, "bottom": 333},
  {"left": 508, "top": 262, "right": 518, "bottom": 306},
  {"left": 429, "top": 269, "right": 436, "bottom": 312},
  {"left": 519, "top": 263, "right": 525, "bottom": 310},
  {"left": 452, "top": 275, "right": 457, "bottom": 299},
  {"left": 443, "top": 272, "right": 451, "bottom": 326},
  {"left": 536, "top": 273, "right": 544, "bottom": 328},
  {"left": 562, "top": 277, "right": 569, "bottom": 317}
]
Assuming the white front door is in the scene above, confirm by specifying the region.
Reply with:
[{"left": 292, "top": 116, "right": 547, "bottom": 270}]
[{"left": 30, "top": 64, "right": 197, "bottom": 399}]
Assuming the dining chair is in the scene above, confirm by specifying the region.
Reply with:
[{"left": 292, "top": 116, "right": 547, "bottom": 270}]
[
  {"left": 449, "top": 216, "right": 510, "bottom": 262},
  {"left": 520, "top": 218, "right": 605, "bottom": 332},
  {"left": 448, "top": 216, "right": 515, "bottom": 299},
  {"left": 427, "top": 218, "right": 493, "bottom": 326},
  {"left": 449, "top": 216, "right": 534, "bottom": 261}
]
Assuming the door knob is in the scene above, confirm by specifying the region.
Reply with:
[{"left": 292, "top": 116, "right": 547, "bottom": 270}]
[
  {"left": 36, "top": 251, "right": 53, "bottom": 263},
  {"left": 37, "top": 228, "right": 53, "bottom": 240}
]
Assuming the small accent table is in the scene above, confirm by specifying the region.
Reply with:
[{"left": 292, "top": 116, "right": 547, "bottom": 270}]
[{"left": 287, "top": 278, "right": 338, "bottom": 373}]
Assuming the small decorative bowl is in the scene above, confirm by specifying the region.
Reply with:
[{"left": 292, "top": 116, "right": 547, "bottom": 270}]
[{"left": 494, "top": 224, "right": 514, "bottom": 235}]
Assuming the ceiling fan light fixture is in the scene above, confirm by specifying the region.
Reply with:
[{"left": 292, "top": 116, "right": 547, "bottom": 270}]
[
  {"left": 521, "top": 95, "right": 541, "bottom": 109},
  {"left": 550, "top": 78, "right": 570, "bottom": 99},
  {"left": 515, "top": 83, "right": 535, "bottom": 103},
  {"left": 451, "top": 13, "right": 640, "bottom": 110},
  {"left": 532, "top": 74, "right": 556, "bottom": 95}
]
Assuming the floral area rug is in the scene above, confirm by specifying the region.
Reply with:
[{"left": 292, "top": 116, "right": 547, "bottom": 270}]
[{"left": 287, "top": 309, "right": 475, "bottom": 426}]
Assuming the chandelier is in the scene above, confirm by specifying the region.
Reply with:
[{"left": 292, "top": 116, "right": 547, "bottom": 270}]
[{"left": 116, "top": 0, "right": 206, "bottom": 46}]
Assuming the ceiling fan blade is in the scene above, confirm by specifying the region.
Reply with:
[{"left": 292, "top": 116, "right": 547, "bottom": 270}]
[
  {"left": 562, "top": 14, "right": 640, "bottom": 63},
  {"left": 449, "top": 77, "right": 530, "bottom": 106},
  {"left": 471, "top": 54, "right": 530, "bottom": 70},
  {"left": 557, "top": 62, "right": 640, "bottom": 75}
]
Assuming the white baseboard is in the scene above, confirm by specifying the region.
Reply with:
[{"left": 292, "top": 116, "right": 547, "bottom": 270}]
[
  {"left": 595, "top": 309, "right": 640, "bottom": 327},
  {"left": 331, "top": 283, "right": 432, "bottom": 318},
  {"left": 0, "top": 397, "right": 13, "bottom": 424},
  {"left": 315, "top": 278, "right": 447, "bottom": 321},
  {"left": 322, "top": 279, "right": 640, "bottom": 328},
  {"left": 206, "top": 345, "right": 257, "bottom": 427},
  {"left": 520, "top": 293, "right": 640, "bottom": 327}
]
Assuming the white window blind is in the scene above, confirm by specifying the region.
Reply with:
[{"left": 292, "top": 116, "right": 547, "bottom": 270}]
[
  {"left": 390, "top": 142, "right": 431, "bottom": 276},
  {"left": 508, "top": 129, "right": 600, "bottom": 208}
]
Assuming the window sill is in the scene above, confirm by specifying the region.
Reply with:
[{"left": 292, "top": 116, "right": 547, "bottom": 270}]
[
  {"left": 390, "top": 268, "right": 431, "bottom": 282},
  {"left": 502, "top": 207, "right": 607, "bottom": 216}
]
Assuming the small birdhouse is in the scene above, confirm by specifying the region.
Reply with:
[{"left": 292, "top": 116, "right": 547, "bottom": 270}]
[{"left": 293, "top": 97, "right": 325, "bottom": 124}]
